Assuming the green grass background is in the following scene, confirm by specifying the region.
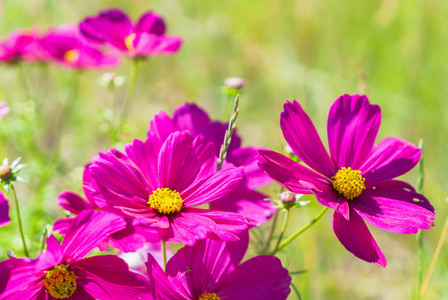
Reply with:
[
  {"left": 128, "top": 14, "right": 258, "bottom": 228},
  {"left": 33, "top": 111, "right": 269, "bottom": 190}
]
[{"left": 1, "top": 0, "right": 447, "bottom": 299}]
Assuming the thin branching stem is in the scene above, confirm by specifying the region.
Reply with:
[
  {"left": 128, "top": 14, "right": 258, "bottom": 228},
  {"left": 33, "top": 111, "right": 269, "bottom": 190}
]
[
  {"left": 270, "top": 209, "right": 290, "bottom": 255},
  {"left": 277, "top": 206, "right": 329, "bottom": 251},
  {"left": 113, "top": 58, "right": 139, "bottom": 143}
]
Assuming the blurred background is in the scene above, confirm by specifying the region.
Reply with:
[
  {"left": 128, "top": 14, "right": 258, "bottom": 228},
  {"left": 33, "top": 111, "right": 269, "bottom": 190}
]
[{"left": 1, "top": 0, "right": 447, "bottom": 299}]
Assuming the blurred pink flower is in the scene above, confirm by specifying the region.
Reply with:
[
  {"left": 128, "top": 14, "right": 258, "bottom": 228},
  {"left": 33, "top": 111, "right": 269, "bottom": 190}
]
[
  {"left": 0, "top": 210, "right": 151, "bottom": 299},
  {"left": 80, "top": 8, "right": 182, "bottom": 58},
  {"left": 0, "top": 191, "right": 10, "bottom": 227},
  {"left": 0, "top": 102, "right": 9, "bottom": 119},
  {"left": 146, "top": 232, "right": 291, "bottom": 299},
  {"left": 0, "top": 28, "right": 40, "bottom": 63},
  {"left": 38, "top": 25, "right": 120, "bottom": 69},
  {"left": 258, "top": 94, "right": 435, "bottom": 266}
]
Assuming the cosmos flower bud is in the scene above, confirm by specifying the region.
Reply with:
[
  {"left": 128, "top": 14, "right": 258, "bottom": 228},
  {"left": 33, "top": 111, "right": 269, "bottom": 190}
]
[
  {"left": 279, "top": 191, "right": 295, "bottom": 206},
  {"left": 224, "top": 77, "right": 245, "bottom": 90},
  {"left": 0, "top": 165, "right": 12, "bottom": 180}
]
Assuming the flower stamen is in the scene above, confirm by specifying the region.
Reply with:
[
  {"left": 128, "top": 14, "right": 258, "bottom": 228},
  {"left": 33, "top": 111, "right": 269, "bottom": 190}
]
[
  {"left": 148, "top": 188, "right": 183, "bottom": 215},
  {"left": 44, "top": 266, "right": 77, "bottom": 299},
  {"left": 198, "top": 293, "right": 220, "bottom": 300},
  {"left": 124, "top": 33, "right": 136, "bottom": 53},
  {"left": 332, "top": 167, "right": 366, "bottom": 200},
  {"left": 64, "top": 49, "right": 80, "bottom": 64}
]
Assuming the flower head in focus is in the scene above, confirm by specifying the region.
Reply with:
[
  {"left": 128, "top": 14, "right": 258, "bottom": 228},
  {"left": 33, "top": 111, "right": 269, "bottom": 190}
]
[
  {"left": 257, "top": 94, "right": 435, "bottom": 266},
  {"left": 0, "top": 210, "right": 151, "bottom": 299},
  {"left": 80, "top": 8, "right": 182, "bottom": 58},
  {"left": 146, "top": 232, "right": 291, "bottom": 300},
  {"left": 89, "top": 131, "right": 248, "bottom": 246},
  {"left": 147, "top": 103, "right": 276, "bottom": 226},
  {"left": 38, "top": 25, "right": 120, "bottom": 69}
]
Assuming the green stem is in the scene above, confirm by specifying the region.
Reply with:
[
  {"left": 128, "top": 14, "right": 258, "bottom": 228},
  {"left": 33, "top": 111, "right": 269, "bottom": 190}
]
[
  {"left": 113, "top": 58, "right": 139, "bottom": 143},
  {"left": 162, "top": 240, "right": 167, "bottom": 272},
  {"left": 277, "top": 206, "right": 329, "bottom": 251},
  {"left": 18, "top": 64, "right": 31, "bottom": 100},
  {"left": 260, "top": 210, "right": 279, "bottom": 254},
  {"left": 50, "top": 70, "right": 80, "bottom": 164},
  {"left": 271, "top": 209, "right": 290, "bottom": 255},
  {"left": 416, "top": 139, "right": 424, "bottom": 300},
  {"left": 11, "top": 184, "right": 29, "bottom": 257},
  {"left": 420, "top": 215, "right": 448, "bottom": 297}
]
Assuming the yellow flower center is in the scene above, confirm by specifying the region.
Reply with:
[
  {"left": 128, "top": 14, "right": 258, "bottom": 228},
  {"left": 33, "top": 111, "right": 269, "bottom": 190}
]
[
  {"left": 64, "top": 49, "right": 80, "bottom": 64},
  {"left": 331, "top": 167, "right": 366, "bottom": 200},
  {"left": 148, "top": 188, "right": 184, "bottom": 215},
  {"left": 198, "top": 293, "right": 220, "bottom": 300},
  {"left": 44, "top": 266, "right": 77, "bottom": 299},
  {"left": 124, "top": 33, "right": 136, "bottom": 52}
]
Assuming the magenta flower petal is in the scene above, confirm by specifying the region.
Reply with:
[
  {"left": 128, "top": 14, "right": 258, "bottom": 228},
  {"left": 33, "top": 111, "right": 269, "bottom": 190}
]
[
  {"left": 158, "top": 132, "right": 216, "bottom": 193},
  {"left": 310, "top": 185, "right": 346, "bottom": 211},
  {"left": 0, "top": 192, "right": 10, "bottom": 227},
  {"left": 166, "top": 233, "right": 249, "bottom": 298},
  {"left": 80, "top": 8, "right": 133, "bottom": 49},
  {"left": 70, "top": 255, "right": 151, "bottom": 300},
  {"left": 158, "top": 211, "right": 217, "bottom": 246},
  {"left": 281, "top": 100, "right": 336, "bottom": 178},
  {"left": 361, "top": 137, "right": 421, "bottom": 186},
  {"left": 216, "top": 256, "right": 291, "bottom": 300},
  {"left": 185, "top": 208, "right": 249, "bottom": 242},
  {"left": 35, "top": 236, "right": 63, "bottom": 270},
  {"left": 53, "top": 216, "right": 74, "bottom": 235},
  {"left": 134, "top": 33, "right": 182, "bottom": 56},
  {"left": 124, "top": 138, "right": 160, "bottom": 191},
  {"left": 135, "top": 11, "right": 166, "bottom": 35},
  {"left": 333, "top": 207, "right": 386, "bottom": 267},
  {"left": 210, "top": 182, "right": 275, "bottom": 227},
  {"left": 258, "top": 149, "right": 329, "bottom": 194},
  {"left": 146, "top": 254, "right": 187, "bottom": 299},
  {"left": 353, "top": 181, "right": 435, "bottom": 234},
  {"left": 57, "top": 190, "right": 94, "bottom": 214},
  {"left": 61, "top": 210, "right": 127, "bottom": 262},
  {"left": 0, "top": 258, "right": 44, "bottom": 299},
  {"left": 327, "top": 94, "right": 381, "bottom": 169},
  {"left": 228, "top": 147, "right": 272, "bottom": 189},
  {"left": 181, "top": 168, "right": 243, "bottom": 207}
]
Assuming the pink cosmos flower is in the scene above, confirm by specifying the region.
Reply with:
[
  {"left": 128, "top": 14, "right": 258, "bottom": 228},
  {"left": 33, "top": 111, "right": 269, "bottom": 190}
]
[
  {"left": 0, "top": 191, "right": 10, "bottom": 227},
  {"left": 89, "top": 131, "right": 248, "bottom": 246},
  {"left": 257, "top": 94, "right": 435, "bottom": 266},
  {"left": 80, "top": 8, "right": 182, "bottom": 58},
  {"left": 0, "top": 210, "right": 151, "bottom": 299},
  {"left": 146, "top": 232, "right": 291, "bottom": 299},
  {"left": 0, "top": 102, "right": 9, "bottom": 119},
  {"left": 147, "top": 103, "right": 276, "bottom": 226},
  {"left": 0, "top": 28, "right": 40, "bottom": 63},
  {"left": 38, "top": 26, "right": 119, "bottom": 69},
  {"left": 54, "top": 165, "right": 161, "bottom": 252}
]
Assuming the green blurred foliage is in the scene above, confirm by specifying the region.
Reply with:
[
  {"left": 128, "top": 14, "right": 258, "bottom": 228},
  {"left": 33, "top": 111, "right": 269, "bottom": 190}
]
[{"left": 1, "top": 0, "right": 448, "bottom": 299}]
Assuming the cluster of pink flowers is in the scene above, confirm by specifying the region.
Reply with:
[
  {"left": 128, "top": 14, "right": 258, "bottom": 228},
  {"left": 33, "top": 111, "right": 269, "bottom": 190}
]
[
  {"left": 0, "top": 8, "right": 182, "bottom": 69},
  {"left": 0, "top": 5, "right": 436, "bottom": 300}
]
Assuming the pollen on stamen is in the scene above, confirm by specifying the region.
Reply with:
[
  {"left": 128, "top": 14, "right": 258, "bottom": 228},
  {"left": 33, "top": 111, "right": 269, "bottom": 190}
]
[
  {"left": 148, "top": 188, "right": 184, "bottom": 215},
  {"left": 331, "top": 167, "right": 366, "bottom": 200},
  {"left": 44, "top": 266, "right": 77, "bottom": 299},
  {"left": 198, "top": 292, "right": 220, "bottom": 300}
]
